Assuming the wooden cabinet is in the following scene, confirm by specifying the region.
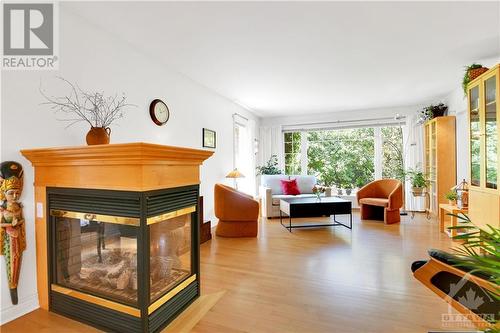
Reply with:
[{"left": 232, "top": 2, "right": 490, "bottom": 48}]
[
  {"left": 467, "top": 64, "right": 500, "bottom": 228},
  {"left": 424, "top": 116, "right": 456, "bottom": 216}
]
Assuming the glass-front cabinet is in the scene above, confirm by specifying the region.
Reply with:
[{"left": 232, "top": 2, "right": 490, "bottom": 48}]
[
  {"left": 423, "top": 117, "right": 456, "bottom": 216},
  {"left": 467, "top": 64, "right": 500, "bottom": 230},
  {"left": 468, "top": 67, "right": 500, "bottom": 190},
  {"left": 485, "top": 75, "right": 498, "bottom": 189},
  {"left": 469, "top": 84, "right": 481, "bottom": 187}
]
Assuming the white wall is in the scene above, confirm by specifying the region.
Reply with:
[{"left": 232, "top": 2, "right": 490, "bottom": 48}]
[
  {"left": 444, "top": 56, "right": 500, "bottom": 182},
  {"left": 0, "top": 3, "right": 259, "bottom": 324}
]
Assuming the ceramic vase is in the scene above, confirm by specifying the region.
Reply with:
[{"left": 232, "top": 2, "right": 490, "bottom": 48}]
[{"left": 86, "top": 127, "right": 111, "bottom": 145}]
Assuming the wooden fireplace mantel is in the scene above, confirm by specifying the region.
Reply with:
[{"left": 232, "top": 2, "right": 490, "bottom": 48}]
[
  {"left": 21, "top": 142, "right": 214, "bottom": 191},
  {"left": 21, "top": 142, "right": 213, "bottom": 310}
]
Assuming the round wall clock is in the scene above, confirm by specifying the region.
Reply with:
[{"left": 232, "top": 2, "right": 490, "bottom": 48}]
[{"left": 149, "top": 99, "right": 170, "bottom": 126}]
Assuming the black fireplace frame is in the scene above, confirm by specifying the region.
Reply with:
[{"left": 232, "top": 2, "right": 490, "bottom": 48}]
[{"left": 46, "top": 185, "right": 200, "bottom": 333}]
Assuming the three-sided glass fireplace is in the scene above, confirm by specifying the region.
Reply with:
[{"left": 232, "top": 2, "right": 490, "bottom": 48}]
[{"left": 47, "top": 186, "right": 200, "bottom": 333}]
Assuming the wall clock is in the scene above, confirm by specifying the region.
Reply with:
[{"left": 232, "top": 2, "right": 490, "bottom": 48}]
[{"left": 149, "top": 99, "right": 170, "bottom": 126}]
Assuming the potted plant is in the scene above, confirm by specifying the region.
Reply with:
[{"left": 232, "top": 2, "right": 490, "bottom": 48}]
[
  {"left": 407, "top": 169, "right": 429, "bottom": 196},
  {"left": 449, "top": 215, "right": 499, "bottom": 297},
  {"left": 420, "top": 103, "right": 448, "bottom": 122},
  {"left": 445, "top": 190, "right": 458, "bottom": 205},
  {"left": 336, "top": 182, "right": 343, "bottom": 195},
  {"left": 40, "top": 77, "right": 134, "bottom": 145},
  {"left": 345, "top": 183, "right": 353, "bottom": 196},
  {"left": 256, "top": 155, "right": 283, "bottom": 175},
  {"left": 318, "top": 171, "right": 335, "bottom": 197},
  {"left": 462, "top": 63, "right": 489, "bottom": 96},
  {"left": 417, "top": 107, "right": 433, "bottom": 124},
  {"left": 430, "top": 103, "right": 448, "bottom": 118}
]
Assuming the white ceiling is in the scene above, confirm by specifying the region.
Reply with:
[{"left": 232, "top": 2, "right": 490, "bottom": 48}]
[{"left": 67, "top": 1, "right": 500, "bottom": 117}]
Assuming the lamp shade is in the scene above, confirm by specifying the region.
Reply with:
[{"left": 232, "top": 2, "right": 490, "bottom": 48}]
[{"left": 226, "top": 168, "right": 245, "bottom": 179}]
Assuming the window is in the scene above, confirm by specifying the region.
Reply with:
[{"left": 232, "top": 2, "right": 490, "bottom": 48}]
[
  {"left": 282, "top": 126, "right": 403, "bottom": 189},
  {"left": 381, "top": 126, "right": 404, "bottom": 180},
  {"left": 284, "top": 132, "right": 302, "bottom": 175},
  {"left": 234, "top": 115, "right": 252, "bottom": 193},
  {"left": 307, "top": 128, "right": 374, "bottom": 188}
]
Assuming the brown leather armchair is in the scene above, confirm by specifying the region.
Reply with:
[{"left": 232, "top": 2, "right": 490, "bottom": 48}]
[
  {"left": 214, "top": 183, "right": 259, "bottom": 237},
  {"left": 356, "top": 179, "right": 403, "bottom": 224}
]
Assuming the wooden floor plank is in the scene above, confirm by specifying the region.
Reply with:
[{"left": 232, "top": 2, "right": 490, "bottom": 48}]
[
  {"left": 162, "top": 291, "right": 225, "bottom": 333},
  {"left": 2, "top": 213, "right": 461, "bottom": 332}
]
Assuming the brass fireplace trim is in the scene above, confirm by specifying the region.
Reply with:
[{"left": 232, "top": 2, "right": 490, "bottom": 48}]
[
  {"left": 146, "top": 205, "right": 196, "bottom": 225},
  {"left": 148, "top": 274, "right": 197, "bottom": 314},
  {"left": 51, "top": 284, "right": 141, "bottom": 317},
  {"left": 50, "top": 209, "right": 140, "bottom": 226}
]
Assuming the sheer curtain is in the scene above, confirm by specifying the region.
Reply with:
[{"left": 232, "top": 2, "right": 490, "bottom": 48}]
[
  {"left": 258, "top": 125, "right": 284, "bottom": 170},
  {"left": 403, "top": 114, "right": 425, "bottom": 211},
  {"left": 233, "top": 114, "right": 254, "bottom": 194}
]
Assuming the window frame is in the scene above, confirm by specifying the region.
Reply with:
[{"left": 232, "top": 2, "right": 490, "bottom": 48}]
[{"left": 282, "top": 125, "right": 404, "bottom": 186}]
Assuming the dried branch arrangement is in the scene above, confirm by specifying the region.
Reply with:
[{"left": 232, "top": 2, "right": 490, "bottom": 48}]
[{"left": 40, "top": 77, "right": 135, "bottom": 128}]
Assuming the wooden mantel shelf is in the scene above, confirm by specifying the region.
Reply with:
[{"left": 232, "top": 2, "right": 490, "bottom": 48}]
[
  {"left": 21, "top": 142, "right": 214, "bottom": 191},
  {"left": 21, "top": 142, "right": 213, "bottom": 166},
  {"left": 20, "top": 142, "right": 213, "bottom": 311}
]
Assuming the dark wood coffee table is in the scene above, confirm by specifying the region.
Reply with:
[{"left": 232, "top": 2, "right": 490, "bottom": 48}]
[{"left": 279, "top": 196, "right": 352, "bottom": 232}]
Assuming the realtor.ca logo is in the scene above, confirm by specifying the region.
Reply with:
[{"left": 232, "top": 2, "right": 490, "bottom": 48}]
[
  {"left": 2, "top": 2, "right": 59, "bottom": 70},
  {"left": 441, "top": 273, "right": 496, "bottom": 330}
]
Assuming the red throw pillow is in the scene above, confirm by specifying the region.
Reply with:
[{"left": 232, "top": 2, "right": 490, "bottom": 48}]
[{"left": 280, "top": 179, "right": 301, "bottom": 195}]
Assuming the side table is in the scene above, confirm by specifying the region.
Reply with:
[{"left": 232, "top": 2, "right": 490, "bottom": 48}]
[{"left": 439, "top": 203, "right": 468, "bottom": 238}]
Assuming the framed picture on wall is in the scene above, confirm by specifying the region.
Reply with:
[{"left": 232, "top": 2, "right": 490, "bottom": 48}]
[{"left": 202, "top": 128, "right": 216, "bottom": 148}]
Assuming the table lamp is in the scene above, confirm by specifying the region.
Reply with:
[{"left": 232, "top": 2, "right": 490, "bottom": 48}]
[{"left": 226, "top": 168, "right": 245, "bottom": 190}]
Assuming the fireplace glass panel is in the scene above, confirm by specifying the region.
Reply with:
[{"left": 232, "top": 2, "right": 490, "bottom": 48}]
[
  {"left": 54, "top": 213, "right": 139, "bottom": 306},
  {"left": 149, "top": 211, "right": 192, "bottom": 303}
]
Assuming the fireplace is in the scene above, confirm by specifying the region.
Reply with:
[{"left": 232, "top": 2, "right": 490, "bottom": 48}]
[
  {"left": 21, "top": 143, "right": 213, "bottom": 333},
  {"left": 47, "top": 186, "right": 199, "bottom": 332}
]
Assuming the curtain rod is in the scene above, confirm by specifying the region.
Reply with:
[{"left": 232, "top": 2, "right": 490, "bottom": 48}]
[
  {"left": 233, "top": 113, "right": 249, "bottom": 121},
  {"left": 284, "top": 123, "right": 404, "bottom": 133},
  {"left": 285, "top": 116, "right": 406, "bottom": 128}
]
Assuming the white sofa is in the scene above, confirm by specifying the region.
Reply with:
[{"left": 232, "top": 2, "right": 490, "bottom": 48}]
[{"left": 259, "top": 175, "right": 317, "bottom": 218}]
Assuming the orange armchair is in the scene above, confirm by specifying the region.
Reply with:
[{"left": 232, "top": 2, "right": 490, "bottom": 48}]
[
  {"left": 356, "top": 179, "right": 403, "bottom": 224},
  {"left": 214, "top": 184, "right": 259, "bottom": 237}
]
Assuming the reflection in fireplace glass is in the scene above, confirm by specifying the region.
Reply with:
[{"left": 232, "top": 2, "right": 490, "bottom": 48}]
[
  {"left": 149, "top": 213, "right": 192, "bottom": 303},
  {"left": 54, "top": 216, "right": 138, "bottom": 306}
]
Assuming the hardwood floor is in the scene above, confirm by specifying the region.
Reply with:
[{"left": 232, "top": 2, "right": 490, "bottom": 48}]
[{"left": 2, "top": 212, "right": 460, "bottom": 332}]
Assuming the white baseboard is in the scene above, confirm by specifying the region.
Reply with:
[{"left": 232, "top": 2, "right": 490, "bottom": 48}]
[{"left": 0, "top": 292, "right": 39, "bottom": 325}]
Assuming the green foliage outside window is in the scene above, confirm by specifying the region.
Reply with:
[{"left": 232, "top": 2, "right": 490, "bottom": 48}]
[
  {"left": 381, "top": 127, "right": 405, "bottom": 181},
  {"left": 486, "top": 121, "right": 498, "bottom": 189},
  {"left": 283, "top": 127, "right": 404, "bottom": 189},
  {"left": 284, "top": 132, "right": 302, "bottom": 175},
  {"left": 307, "top": 128, "right": 375, "bottom": 189}
]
